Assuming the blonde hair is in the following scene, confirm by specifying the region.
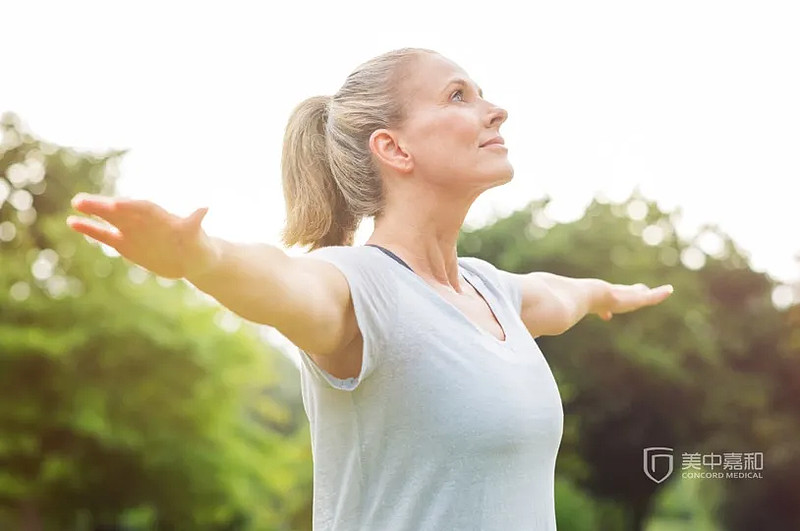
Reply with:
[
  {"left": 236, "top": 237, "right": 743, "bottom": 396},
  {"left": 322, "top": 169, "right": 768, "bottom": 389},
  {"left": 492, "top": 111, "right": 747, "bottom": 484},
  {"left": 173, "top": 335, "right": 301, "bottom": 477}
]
[{"left": 280, "top": 47, "right": 437, "bottom": 250}]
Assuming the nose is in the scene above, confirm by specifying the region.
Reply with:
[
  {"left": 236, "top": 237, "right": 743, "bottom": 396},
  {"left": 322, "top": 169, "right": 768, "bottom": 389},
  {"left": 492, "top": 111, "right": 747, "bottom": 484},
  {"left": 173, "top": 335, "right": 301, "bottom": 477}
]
[{"left": 485, "top": 102, "right": 508, "bottom": 128}]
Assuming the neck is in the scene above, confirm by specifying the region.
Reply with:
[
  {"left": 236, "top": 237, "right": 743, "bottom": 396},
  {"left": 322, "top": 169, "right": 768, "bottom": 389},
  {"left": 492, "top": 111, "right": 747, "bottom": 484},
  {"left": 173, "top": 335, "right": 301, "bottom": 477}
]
[{"left": 366, "top": 188, "right": 476, "bottom": 292}]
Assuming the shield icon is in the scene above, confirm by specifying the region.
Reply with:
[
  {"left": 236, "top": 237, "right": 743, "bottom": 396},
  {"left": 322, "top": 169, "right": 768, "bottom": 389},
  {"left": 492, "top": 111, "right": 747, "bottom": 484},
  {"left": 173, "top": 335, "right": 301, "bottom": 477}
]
[{"left": 643, "top": 447, "right": 674, "bottom": 484}]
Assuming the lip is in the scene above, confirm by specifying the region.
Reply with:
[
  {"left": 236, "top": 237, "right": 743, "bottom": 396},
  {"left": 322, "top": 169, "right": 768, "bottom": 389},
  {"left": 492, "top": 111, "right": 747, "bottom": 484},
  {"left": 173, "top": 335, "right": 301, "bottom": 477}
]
[
  {"left": 480, "top": 136, "right": 505, "bottom": 147},
  {"left": 482, "top": 143, "right": 508, "bottom": 151}
]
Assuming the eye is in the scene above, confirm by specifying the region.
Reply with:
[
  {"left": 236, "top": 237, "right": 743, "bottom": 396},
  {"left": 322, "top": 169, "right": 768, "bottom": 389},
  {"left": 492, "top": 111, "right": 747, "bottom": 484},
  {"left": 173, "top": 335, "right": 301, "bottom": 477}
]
[{"left": 450, "top": 89, "right": 465, "bottom": 102}]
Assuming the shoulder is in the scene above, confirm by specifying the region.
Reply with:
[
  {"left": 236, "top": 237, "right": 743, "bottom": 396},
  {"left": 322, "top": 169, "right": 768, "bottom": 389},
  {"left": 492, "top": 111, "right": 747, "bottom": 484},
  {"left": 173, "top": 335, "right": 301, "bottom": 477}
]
[
  {"left": 305, "top": 244, "right": 372, "bottom": 261},
  {"left": 302, "top": 245, "right": 386, "bottom": 275},
  {"left": 302, "top": 245, "right": 399, "bottom": 301},
  {"left": 458, "top": 255, "right": 498, "bottom": 277},
  {"left": 459, "top": 255, "right": 523, "bottom": 314},
  {"left": 459, "top": 255, "right": 514, "bottom": 287}
]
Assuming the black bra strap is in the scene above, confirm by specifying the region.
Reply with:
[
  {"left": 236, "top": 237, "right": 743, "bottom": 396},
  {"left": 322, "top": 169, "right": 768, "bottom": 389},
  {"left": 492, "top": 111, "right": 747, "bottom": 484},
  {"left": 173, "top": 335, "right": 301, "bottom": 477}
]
[{"left": 365, "top": 244, "right": 415, "bottom": 273}]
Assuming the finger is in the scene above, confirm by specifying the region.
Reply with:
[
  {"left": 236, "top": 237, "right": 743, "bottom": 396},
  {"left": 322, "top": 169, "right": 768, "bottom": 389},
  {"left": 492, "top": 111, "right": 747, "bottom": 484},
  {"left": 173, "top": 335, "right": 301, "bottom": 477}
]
[
  {"left": 646, "top": 284, "right": 674, "bottom": 305},
  {"left": 71, "top": 193, "right": 121, "bottom": 218},
  {"left": 66, "top": 215, "right": 124, "bottom": 248},
  {"left": 70, "top": 193, "right": 140, "bottom": 226}
]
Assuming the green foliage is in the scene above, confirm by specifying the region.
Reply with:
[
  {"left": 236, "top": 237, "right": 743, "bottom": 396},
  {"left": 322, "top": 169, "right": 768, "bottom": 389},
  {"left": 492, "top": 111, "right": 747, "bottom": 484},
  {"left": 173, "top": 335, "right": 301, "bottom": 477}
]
[
  {"left": 644, "top": 476, "right": 722, "bottom": 531},
  {"left": 555, "top": 476, "right": 628, "bottom": 530},
  {"left": 0, "top": 113, "right": 311, "bottom": 529}
]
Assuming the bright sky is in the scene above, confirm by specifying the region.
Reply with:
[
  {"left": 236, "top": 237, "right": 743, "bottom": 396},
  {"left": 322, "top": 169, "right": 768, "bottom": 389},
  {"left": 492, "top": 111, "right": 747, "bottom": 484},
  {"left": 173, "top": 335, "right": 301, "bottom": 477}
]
[{"left": 4, "top": 1, "right": 799, "bottom": 293}]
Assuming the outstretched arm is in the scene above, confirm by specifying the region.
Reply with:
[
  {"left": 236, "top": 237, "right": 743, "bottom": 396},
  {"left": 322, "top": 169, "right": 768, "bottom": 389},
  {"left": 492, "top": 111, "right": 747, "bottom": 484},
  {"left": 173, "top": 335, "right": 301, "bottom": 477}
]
[
  {"left": 509, "top": 271, "right": 673, "bottom": 338},
  {"left": 67, "top": 193, "right": 360, "bottom": 358}
]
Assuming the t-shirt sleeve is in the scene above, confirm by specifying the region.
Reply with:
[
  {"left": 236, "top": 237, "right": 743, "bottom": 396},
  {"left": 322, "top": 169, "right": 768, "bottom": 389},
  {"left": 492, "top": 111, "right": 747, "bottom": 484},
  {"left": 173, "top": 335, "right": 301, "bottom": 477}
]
[
  {"left": 295, "top": 245, "right": 397, "bottom": 392},
  {"left": 459, "top": 256, "right": 523, "bottom": 316}
]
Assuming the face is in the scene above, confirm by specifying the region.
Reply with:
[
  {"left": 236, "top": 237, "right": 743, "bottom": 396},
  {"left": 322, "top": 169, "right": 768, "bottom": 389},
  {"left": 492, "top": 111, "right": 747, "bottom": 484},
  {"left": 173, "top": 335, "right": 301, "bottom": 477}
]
[{"left": 377, "top": 52, "right": 512, "bottom": 191}]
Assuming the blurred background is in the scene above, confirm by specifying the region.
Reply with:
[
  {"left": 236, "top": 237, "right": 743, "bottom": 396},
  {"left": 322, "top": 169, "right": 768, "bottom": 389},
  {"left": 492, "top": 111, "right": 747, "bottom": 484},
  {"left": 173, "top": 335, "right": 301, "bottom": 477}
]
[{"left": 1, "top": 1, "right": 799, "bottom": 529}]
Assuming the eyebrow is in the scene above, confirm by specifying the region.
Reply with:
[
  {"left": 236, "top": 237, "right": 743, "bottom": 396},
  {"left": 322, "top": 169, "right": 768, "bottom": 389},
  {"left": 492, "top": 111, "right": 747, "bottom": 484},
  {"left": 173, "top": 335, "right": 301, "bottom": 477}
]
[{"left": 444, "top": 78, "right": 483, "bottom": 99}]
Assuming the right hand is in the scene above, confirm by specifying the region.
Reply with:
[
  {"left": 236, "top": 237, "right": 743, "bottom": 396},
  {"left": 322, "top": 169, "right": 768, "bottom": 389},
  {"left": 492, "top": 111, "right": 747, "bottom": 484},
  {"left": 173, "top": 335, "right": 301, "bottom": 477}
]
[{"left": 66, "top": 193, "right": 219, "bottom": 280}]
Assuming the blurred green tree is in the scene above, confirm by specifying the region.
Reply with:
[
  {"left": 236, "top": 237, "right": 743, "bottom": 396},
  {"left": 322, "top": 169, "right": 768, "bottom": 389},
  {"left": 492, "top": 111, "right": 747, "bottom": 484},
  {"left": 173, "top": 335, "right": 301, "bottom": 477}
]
[
  {"left": 713, "top": 299, "right": 800, "bottom": 531},
  {"left": 0, "top": 113, "right": 311, "bottom": 530}
]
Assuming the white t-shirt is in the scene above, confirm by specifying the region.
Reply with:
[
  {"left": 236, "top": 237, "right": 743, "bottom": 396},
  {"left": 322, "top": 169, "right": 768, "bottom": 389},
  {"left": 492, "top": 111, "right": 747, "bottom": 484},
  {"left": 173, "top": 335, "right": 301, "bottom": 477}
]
[{"left": 297, "top": 244, "right": 564, "bottom": 530}]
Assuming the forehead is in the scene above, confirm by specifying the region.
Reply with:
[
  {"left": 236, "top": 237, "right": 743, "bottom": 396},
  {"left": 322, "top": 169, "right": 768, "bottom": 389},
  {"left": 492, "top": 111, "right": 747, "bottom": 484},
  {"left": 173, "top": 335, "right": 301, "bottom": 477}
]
[{"left": 400, "top": 53, "right": 480, "bottom": 103}]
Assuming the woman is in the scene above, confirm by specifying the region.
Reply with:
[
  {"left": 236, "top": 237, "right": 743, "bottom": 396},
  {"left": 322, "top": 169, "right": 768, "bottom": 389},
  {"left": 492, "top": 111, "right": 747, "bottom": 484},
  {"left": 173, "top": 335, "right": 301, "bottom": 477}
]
[{"left": 67, "top": 47, "right": 673, "bottom": 530}]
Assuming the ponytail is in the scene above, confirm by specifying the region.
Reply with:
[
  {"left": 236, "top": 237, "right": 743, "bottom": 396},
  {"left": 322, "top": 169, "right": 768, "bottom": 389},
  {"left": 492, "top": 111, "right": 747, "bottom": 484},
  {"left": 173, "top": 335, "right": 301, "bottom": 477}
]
[{"left": 280, "top": 96, "right": 357, "bottom": 250}]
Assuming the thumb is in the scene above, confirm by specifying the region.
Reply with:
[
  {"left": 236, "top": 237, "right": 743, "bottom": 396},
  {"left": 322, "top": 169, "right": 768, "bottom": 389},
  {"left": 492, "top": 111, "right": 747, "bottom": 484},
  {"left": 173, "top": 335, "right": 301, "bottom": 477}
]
[{"left": 186, "top": 207, "right": 209, "bottom": 229}]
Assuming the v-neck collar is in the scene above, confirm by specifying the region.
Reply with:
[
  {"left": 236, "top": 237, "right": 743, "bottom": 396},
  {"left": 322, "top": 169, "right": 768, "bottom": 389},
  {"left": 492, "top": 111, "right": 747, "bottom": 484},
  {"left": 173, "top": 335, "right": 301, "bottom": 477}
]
[{"left": 364, "top": 245, "right": 510, "bottom": 344}]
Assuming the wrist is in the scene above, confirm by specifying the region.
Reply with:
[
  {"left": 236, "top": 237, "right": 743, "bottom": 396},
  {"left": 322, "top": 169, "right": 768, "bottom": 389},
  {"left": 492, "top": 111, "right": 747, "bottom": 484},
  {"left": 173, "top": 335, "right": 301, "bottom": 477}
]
[
  {"left": 587, "top": 278, "right": 613, "bottom": 316},
  {"left": 185, "top": 234, "right": 224, "bottom": 282}
]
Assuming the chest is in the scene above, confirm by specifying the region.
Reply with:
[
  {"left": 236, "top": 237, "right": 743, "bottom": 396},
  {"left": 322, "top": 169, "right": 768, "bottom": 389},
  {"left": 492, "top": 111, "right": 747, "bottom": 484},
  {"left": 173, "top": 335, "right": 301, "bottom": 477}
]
[
  {"left": 383, "top": 288, "right": 563, "bottom": 448},
  {"left": 430, "top": 279, "right": 508, "bottom": 342},
  {"left": 314, "top": 272, "right": 508, "bottom": 381},
  {"left": 386, "top": 326, "right": 564, "bottom": 455}
]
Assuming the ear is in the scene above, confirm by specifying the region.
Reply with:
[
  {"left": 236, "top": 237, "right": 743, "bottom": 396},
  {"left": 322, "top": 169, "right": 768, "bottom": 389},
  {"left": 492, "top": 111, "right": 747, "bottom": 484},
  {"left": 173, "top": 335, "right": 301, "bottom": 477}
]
[{"left": 369, "top": 129, "right": 413, "bottom": 173}]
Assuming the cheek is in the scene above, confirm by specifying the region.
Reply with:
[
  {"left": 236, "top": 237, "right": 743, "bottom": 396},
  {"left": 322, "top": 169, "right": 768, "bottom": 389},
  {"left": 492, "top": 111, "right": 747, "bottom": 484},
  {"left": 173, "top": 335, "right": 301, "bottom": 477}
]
[
  {"left": 417, "top": 114, "right": 478, "bottom": 159},
  {"left": 441, "top": 112, "right": 478, "bottom": 145}
]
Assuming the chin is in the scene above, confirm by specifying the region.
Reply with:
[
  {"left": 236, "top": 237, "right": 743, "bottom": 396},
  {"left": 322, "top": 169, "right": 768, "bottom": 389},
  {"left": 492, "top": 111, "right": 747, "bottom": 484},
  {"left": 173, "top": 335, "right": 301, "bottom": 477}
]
[
  {"left": 458, "top": 162, "right": 514, "bottom": 187},
  {"left": 483, "top": 168, "right": 514, "bottom": 189},
  {"left": 495, "top": 164, "right": 514, "bottom": 184}
]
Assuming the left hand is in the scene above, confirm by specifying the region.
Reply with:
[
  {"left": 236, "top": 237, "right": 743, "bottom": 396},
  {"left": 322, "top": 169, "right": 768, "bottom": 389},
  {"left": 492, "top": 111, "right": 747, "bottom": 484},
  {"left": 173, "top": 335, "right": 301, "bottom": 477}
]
[{"left": 594, "top": 282, "right": 674, "bottom": 321}]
